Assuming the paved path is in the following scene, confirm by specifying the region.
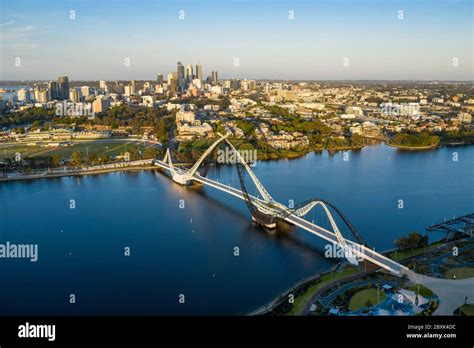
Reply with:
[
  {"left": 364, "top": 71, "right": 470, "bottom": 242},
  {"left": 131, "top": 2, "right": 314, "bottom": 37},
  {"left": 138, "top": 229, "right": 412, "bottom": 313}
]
[
  {"left": 0, "top": 159, "right": 155, "bottom": 182},
  {"left": 406, "top": 270, "right": 474, "bottom": 315},
  {"left": 318, "top": 279, "right": 395, "bottom": 308}
]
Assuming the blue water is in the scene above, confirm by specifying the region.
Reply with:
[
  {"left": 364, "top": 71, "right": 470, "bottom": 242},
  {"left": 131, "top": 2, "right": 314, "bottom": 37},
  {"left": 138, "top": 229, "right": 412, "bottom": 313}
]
[{"left": 0, "top": 144, "right": 472, "bottom": 315}]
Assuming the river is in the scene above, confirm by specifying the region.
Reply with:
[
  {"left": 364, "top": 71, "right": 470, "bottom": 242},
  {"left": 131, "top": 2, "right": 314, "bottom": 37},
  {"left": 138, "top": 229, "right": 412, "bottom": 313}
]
[{"left": 0, "top": 144, "right": 472, "bottom": 315}]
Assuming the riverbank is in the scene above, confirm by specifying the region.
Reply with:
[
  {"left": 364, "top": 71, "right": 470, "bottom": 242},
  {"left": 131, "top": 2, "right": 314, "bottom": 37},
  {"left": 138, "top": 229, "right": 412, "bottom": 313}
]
[
  {"left": 0, "top": 161, "right": 156, "bottom": 182},
  {"left": 386, "top": 142, "right": 438, "bottom": 151},
  {"left": 253, "top": 238, "right": 450, "bottom": 316}
]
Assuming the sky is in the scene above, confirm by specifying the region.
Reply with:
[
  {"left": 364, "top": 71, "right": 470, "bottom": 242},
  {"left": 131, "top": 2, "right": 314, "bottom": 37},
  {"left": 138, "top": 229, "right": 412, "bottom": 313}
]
[{"left": 0, "top": 0, "right": 472, "bottom": 81}]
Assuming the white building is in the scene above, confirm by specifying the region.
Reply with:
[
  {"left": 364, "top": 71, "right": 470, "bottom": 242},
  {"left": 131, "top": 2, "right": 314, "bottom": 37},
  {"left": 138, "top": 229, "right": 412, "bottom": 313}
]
[
  {"left": 177, "top": 121, "right": 214, "bottom": 140},
  {"left": 17, "top": 89, "right": 30, "bottom": 102},
  {"left": 141, "top": 96, "right": 154, "bottom": 108},
  {"left": 99, "top": 80, "right": 108, "bottom": 92},
  {"left": 176, "top": 109, "right": 195, "bottom": 124},
  {"left": 345, "top": 106, "right": 363, "bottom": 116},
  {"left": 124, "top": 85, "right": 133, "bottom": 96},
  {"left": 458, "top": 112, "right": 472, "bottom": 123},
  {"left": 80, "top": 86, "right": 91, "bottom": 98}
]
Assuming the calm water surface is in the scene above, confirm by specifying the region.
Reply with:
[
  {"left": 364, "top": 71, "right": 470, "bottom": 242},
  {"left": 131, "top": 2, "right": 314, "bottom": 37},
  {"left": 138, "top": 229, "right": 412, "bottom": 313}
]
[{"left": 0, "top": 144, "right": 472, "bottom": 314}]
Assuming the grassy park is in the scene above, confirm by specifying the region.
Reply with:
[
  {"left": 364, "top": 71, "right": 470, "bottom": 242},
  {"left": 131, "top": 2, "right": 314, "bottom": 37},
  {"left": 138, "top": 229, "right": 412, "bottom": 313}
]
[
  {"left": 0, "top": 140, "right": 147, "bottom": 160},
  {"left": 287, "top": 266, "right": 359, "bottom": 315},
  {"left": 348, "top": 288, "right": 386, "bottom": 311},
  {"left": 459, "top": 304, "right": 474, "bottom": 315},
  {"left": 408, "top": 284, "right": 434, "bottom": 298},
  {"left": 388, "top": 241, "right": 443, "bottom": 261},
  {"left": 445, "top": 267, "right": 474, "bottom": 280}
]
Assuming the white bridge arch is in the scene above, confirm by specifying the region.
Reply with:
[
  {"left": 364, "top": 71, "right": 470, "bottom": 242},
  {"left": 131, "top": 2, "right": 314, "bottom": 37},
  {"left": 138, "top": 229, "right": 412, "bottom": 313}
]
[{"left": 154, "top": 135, "right": 409, "bottom": 276}]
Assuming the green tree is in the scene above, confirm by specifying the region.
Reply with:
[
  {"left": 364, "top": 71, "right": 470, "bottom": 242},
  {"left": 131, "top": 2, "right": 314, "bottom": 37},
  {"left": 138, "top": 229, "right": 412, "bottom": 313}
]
[
  {"left": 70, "top": 151, "right": 82, "bottom": 166},
  {"left": 395, "top": 232, "right": 429, "bottom": 251},
  {"left": 31, "top": 120, "right": 41, "bottom": 130},
  {"left": 50, "top": 154, "right": 61, "bottom": 167},
  {"left": 98, "top": 154, "right": 110, "bottom": 164},
  {"left": 88, "top": 152, "right": 99, "bottom": 165},
  {"left": 143, "top": 147, "right": 160, "bottom": 159},
  {"left": 236, "top": 120, "right": 255, "bottom": 136},
  {"left": 154, "top": 118, "right": 167, "bottom": 142},
  {"left": 351, "top": 133, "right": 364, "bottom": 147}
]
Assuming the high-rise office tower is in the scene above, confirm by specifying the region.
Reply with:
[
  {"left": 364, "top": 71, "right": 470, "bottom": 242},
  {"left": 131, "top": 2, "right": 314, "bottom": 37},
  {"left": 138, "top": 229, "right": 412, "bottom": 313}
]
[
  {"left": 80, "top": 86, "right": 91, "bottom": 98},
  {"left": 211, "top": 71, "right": 218, "bottom": 85},
  {"left": 114, "top": 81, "right": 122, "bottom": 94},
  {"left": 131, "top": 80, "right": 136, "bottom": 94},
  {"left": 177, "top": 62, "right": 185, "bottom": 91},
  {"left": 99, "top": 80, "right": 108, "bottom": 92},
  {"left": 124, "top": 85, "right": 133, "bottom": 96},
  {"left": 196, "top": 64, "right": 203, "bottom": 81},
  {"left": 57, "top": 76, "right": 69, "bottom": 100},
  {"left": 48, "top": 81, "right": 58, "bottom": 100},
  {"left": 185, "top": 65, "right": 193, "bottom": 81},
  {"left": 37, "top": 90, "right": 49, "bottom": 103},
  {"left": 143, "top": 82, "right": 152, "bottom": 92},
  {"left": 167, "top": 73, "right": 174, "bottom": 85},
  {"left": 69, "top": 89, "right": 80, "bottom": 102},
  {"left": 17, "top": 89, "right": 30, "bottom": 102},
  {"left": 177, "top": 62, "right": 185, "bottom": 80},
  {"left": 157, "top": 74, "right": 164, "bottom": 84}
]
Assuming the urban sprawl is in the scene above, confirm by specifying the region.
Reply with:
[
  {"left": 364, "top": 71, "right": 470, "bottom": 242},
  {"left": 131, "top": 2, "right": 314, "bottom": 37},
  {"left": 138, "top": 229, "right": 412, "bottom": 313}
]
[{"left": 0, "top": 61, "right": 473, "bottom": 167}]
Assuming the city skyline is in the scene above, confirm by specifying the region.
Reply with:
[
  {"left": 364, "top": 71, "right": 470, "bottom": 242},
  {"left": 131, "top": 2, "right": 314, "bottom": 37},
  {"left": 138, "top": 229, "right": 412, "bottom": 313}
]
[
  {"left": 1, "top": 0, "right": 472, "bottom": 81},
  {"left": 0, "top": 0, "right": 473, "bottom": 344}
]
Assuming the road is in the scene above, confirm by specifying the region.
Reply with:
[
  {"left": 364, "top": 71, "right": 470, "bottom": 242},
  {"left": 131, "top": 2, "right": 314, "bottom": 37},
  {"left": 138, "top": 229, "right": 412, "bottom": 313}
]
[{"left": 406, "top": 270, "right": 474, "bottom": 315}]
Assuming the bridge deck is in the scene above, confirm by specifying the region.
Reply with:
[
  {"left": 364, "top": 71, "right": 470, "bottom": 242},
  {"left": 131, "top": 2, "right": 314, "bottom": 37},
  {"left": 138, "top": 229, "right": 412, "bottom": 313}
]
[{"left": 153, "top": 160, "right": 408, "bottom": 276}]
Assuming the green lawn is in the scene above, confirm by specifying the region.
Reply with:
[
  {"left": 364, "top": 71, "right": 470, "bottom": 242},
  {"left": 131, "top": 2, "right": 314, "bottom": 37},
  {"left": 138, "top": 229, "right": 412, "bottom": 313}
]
[
  {"left": 287, "top": 267, "right": 360, "bottom": 315},
  {"left": 389, "top": 242, "right": 444, "bottom": 261},
  {"left": 445, "top": 267, "right": 474, "bottom": 280},
  {"left": 408, "top": 284, "right": 434, "bottom": 298},
  {"left": 1, "top": 141, "right": 143, "bottom": 160},
  {"left": 348, "top": 288, "right": 386, "bottom": 311},
  {"left": 459, "top": 304, "right": 474, "bottom": 316},
  {"left": 0, "top": 144, "right": 49, "bottom": 158}
]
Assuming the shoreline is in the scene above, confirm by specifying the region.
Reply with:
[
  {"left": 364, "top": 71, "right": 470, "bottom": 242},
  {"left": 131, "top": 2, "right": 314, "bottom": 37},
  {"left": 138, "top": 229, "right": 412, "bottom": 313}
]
[
  {"left": 0, "top": 164, "right": 157, "bottom": 182},
  {"left": 386, "top": 142, "right": 438, "bottom": 150},
  {"left": 250, "top": 238, "right": 451, "bottom": 316},
  {"left": 2, "top": 142, "right": 472, "bottom": 182},
  {"left": 248, "top": 263, "right": 344, "bottom": 316}
]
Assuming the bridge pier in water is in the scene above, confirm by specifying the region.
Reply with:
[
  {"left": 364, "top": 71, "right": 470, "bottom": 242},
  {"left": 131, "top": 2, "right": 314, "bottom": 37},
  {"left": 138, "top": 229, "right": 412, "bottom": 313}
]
[
  {"left": 251, "top": 210, "right": 277, "bottom": 229},
  {"left": 171, "top": 172, "right": 192, "bottom": 185}
]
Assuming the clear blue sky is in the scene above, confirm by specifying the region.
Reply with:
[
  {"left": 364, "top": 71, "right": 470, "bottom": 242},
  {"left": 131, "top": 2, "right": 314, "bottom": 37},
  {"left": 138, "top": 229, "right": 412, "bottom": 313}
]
[{"left": 0, "top": 0, "right": 472, "bottom": 80}]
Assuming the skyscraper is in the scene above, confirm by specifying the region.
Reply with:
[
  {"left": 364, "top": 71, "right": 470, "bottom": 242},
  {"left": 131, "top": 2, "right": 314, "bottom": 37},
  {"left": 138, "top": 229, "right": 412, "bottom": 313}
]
[
  {"left": 177, "top": 62, "right": 185, "bottom": 92},
  {"left": 185, "top": 65, "right": 193, "bottom": 81},
  {"left": 157, "top": 74, "right": 164, "bottom": 84},
  {"left": 17, "top": 89, "right": 30, "bottom": 102},
  {"left": 80, "top": 86, "right": 91, "bottom": 98},
  {"left": 211, "top": 71, "right": 218, "bottom": 85},
  {"left": 57, "top": 76, "right": 69, "bottom": 100},
  {"left": 48, "top": 81, "right": 58, "bottom": 100},
  {"left": 196, "top": 64, "right": 202, "bottom": 81},
  {"left": 69, "top": 89, "right": 80, "bottom": 103},
  {"left": 99, "top": 80, "right": 108, "bottom": 92}
]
